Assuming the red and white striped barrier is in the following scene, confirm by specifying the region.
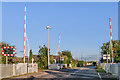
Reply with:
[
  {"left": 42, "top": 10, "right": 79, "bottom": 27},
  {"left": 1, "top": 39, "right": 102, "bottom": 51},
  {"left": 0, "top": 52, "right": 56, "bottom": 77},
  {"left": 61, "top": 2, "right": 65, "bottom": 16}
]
[
  {"left": 109, "top": 18, "right": 114, "bottom": 64},
  {"left": 23, "top": 2, "right": 26, "bottom": 63}
]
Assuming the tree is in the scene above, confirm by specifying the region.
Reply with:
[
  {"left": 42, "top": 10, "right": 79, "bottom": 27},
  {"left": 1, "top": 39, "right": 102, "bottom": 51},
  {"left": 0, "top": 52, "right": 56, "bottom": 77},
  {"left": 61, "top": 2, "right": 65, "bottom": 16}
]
[
  {"left": 62, "top": 50, "right": 72, "bottom": 59},
  {"left": 77, "top": 60, "right": 85, "bottom": 67},
  {"left": 50, "top": 55, "right": 54, "bottom": 64},
  {"left": 29, "top": 49, "right": 33, "bottom": 63},
  {"left": 100, "top": 40, "right": 120, "bottom": 63},
  {"left": 61, "top": 55, "right": 68, "bottom": 64},
  {"left": 101, "top": 42, "right": 111, "bottom": 63},
  {"left": 37, "top": 45, "right": 49, "bottom": 69},
  {"left": 61, "top": 50, "right": 76, "bottom": 67}
]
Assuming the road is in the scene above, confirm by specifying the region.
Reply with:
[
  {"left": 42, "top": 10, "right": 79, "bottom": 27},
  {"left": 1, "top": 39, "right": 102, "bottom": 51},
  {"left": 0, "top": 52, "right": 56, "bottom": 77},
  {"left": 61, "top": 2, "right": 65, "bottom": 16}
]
[{"left": 4, "top": 66, "right": 118, "bottom": 80}]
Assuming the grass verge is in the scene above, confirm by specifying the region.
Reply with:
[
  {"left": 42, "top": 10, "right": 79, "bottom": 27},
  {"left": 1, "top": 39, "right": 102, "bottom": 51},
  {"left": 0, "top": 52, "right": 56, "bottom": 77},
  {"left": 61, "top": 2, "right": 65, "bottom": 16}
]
[
  {"left": 95, "top": 66, "right": 106, "bottom": 73},
  {"left": 96, "top": 68, "right": 106, "bottom": 73}
]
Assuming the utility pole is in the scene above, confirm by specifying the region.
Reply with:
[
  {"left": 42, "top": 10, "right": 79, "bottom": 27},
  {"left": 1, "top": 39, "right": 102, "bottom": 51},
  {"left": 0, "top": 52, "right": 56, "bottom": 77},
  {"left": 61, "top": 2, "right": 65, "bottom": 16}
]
[
  {"left": 26, "top": 36, "right": 29, "bottom": 74},
  {"left": 26, "top": 36, "right": 29, "bottom": 63},
  {"left": 84, "top": 57, "right": 86, "bottom": 66},
  {"left": 81, "top": 52, "right": 83, "bottom": 61}
]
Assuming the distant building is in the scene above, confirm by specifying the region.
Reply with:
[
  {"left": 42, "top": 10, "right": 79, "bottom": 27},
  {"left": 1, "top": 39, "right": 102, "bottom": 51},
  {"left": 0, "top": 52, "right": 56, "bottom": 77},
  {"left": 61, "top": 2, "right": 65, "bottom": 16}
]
[
  {"left": 33, "top": 55, "right": 39, "bottom": 62},
  {"left": 12, "top": 55, "right": 39, "bottom": 63},
  {"left": 50, "top": 55, "right": 58, "bottom": 63},
  {"left": 52, "top": 55, "right": 58, "bottom": 60},
  {"left": 23, "top": 55, "right": 39, "bottom": 63},
  {"left": 12, "top": 55, "right": 60, "bottom": 63},
  {"left": 12, "top": 56, "right": 23, "bottom": 63},
  {"left": 86, "top": 62, "right": 93, "bottom": 66},
  {"left": 51, "top": 55, "right": 64, "bottom": 63}
]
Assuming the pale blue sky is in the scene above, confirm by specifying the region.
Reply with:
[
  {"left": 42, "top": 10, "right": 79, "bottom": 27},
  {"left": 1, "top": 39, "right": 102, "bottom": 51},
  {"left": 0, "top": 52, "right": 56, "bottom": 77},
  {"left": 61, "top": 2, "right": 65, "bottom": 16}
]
[{"left": 2, "top": 2, "right": 118, "bottom": 60}]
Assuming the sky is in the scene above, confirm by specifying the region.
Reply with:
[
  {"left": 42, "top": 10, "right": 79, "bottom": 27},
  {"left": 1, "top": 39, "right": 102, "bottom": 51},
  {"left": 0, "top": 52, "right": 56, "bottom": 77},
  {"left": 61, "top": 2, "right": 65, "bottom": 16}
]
[{"left": 2, "top": 2, "right": 118, "bottom": 60}]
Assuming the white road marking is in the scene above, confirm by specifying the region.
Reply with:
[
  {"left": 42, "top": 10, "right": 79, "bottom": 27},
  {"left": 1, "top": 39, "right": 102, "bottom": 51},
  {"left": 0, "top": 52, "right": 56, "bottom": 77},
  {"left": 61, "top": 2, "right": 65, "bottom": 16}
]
[
  {"left": 98, "top": 72, "right": 102, "bottom": 80},
  {"left": 75, "top": 71, "right": 79, "bottom": 73}
]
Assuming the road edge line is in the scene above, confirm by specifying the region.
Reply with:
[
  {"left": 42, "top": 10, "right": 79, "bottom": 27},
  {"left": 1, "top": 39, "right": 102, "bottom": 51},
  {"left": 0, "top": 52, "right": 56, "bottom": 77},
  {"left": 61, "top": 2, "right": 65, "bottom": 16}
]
[{"left": 98, "top": 72, "right": 102, "bottom": 80}]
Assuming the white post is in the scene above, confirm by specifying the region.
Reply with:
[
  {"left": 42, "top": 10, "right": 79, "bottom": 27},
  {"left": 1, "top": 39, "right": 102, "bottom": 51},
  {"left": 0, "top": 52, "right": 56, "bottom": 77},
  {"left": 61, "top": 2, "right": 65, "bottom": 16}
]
[
  {"left": 107, "top": 52, "right": 108, "bottom": 63},
  {"left": 6, "top": 44, "right": 7, "bottom": 64},
  {"left": 6, "top": 56, "right": 7, "bottom": 64},
  {"left": 32, "top": 58, "right": 34, "bottom": 72},
  {"left": 48, "top": 29, "right": 50, "bottom": 67},
  {"left": 32, "top": 58, "right": 34, "bottom": 64}
]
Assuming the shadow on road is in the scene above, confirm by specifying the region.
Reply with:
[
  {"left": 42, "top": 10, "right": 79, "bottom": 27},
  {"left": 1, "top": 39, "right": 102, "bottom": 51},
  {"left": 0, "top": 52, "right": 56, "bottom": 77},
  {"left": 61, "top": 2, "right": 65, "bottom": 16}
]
[{"left": 2, "top": 67, "right": 118, "bottom": 80}]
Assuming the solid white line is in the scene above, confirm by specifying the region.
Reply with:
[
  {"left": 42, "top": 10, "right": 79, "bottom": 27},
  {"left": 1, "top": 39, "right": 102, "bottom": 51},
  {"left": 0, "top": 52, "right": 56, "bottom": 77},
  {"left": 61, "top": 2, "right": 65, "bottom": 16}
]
[{"left": 98, "top": 72, "right": 102, "bottom": 80}]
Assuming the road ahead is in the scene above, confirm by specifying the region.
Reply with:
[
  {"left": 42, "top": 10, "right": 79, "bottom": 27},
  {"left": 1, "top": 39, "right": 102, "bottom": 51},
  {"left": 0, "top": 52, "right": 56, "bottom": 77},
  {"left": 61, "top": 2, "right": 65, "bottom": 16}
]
[{"left": 6, "top": 66, "right": 118, "bottom": 80}]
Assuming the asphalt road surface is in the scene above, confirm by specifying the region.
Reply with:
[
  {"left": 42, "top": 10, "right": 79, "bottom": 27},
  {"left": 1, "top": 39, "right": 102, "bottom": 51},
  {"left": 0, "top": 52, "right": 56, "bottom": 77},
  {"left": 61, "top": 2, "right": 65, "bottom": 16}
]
[{"left": 3, "top": 66, "right": 118, "bottom": 80}]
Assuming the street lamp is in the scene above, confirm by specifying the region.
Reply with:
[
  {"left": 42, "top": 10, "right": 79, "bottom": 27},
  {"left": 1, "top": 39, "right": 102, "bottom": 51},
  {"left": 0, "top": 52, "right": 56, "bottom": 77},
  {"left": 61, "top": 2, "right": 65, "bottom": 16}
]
[{"left": 45, "top": 26, "right": 51, "bottom": 69}]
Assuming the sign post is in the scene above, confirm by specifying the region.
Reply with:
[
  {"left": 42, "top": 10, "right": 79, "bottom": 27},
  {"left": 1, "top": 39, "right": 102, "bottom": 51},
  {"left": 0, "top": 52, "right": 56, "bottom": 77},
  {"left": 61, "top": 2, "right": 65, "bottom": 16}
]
[
  {"left": 103, "top": 54, "right": 110, "bottom": 63},
  {"left": 6, "top": 44, "right": 7, "bottom": 64}
]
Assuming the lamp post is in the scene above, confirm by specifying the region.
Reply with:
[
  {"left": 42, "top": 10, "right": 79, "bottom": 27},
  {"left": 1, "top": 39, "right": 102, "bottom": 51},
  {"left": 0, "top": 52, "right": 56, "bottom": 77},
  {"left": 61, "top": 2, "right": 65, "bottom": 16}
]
[{"left": 45, "top": 26, "right": 51, "bottom": 68}]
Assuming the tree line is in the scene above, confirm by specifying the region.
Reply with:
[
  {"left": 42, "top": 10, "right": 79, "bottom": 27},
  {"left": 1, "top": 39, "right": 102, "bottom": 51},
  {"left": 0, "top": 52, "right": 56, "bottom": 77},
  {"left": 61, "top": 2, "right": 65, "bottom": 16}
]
[{"left": 37, "top": 45, "right": 77, "bottom": 69}]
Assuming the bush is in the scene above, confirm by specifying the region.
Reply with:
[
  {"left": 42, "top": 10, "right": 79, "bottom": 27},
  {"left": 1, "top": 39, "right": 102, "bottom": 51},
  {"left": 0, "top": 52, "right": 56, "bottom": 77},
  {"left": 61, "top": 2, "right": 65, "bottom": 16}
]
[{"left": 95, "top": 66, "right": 102, "bottom": 69}]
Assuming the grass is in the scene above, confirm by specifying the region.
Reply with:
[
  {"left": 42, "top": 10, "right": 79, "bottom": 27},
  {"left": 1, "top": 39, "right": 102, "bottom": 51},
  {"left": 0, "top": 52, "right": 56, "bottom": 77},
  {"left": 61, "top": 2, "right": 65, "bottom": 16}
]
[
  {"left": 96, "top": 68, "right": 106, "bottom": 73},
  {"left": 95, "top": 66, "right": 106, "bottom": 73},
  {"left": 6, "top": 72, "right": 37, "bottom": 78}
]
